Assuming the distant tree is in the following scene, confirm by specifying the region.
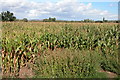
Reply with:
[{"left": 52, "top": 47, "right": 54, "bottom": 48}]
[
  {"left": 52, "top": 18, "right": 56, "bottom": 22},
  {"left": 49, "top": 17, "right": 56, "bottom": 22},
  {"left": 116, "top": 20, "right": 119, "bottom": 23},
  {"left": 104, "top": 20, "right": 108, "bottom": 22},
  {"left": 23, "top": 18, "right": 28, "bottom": 22},
  {"left": 102, "top": 17, "right": 108, "bottom": 22},
  {"left": 95, "top": 21, "right": 103, "bottom": 23},
  {"left": 43, "top": 17, "right": 56, "bottom": 22},
  {"left": 49, "top": 17, "right": 52, "bottom": 21},
  {"left": 43, "top": 19, "right": 49, "bottom": 22},
  {"left": 84, "top": 19, "right": 94, "bottom": 23},
  {"left": 0, "top": 11, "right": 16, "bottom": 21}
]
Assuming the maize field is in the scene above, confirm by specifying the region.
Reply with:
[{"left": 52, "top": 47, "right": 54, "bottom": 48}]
[{"left": 1, "top": 22, "right": 120, "bottom": 78}]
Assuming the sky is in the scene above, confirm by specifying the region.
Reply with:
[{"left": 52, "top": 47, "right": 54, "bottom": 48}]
[{"left": 0, "top": 0, "right": 119, "bottom": 21}]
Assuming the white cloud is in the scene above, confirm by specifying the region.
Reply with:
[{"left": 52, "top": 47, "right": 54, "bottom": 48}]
[
  {"left": 0, "top": 0, "right": 118, "bottom": 20},
  {"left": 77, "top": 0, "right": 119, "bottom": 2},
  {"left": 28, "top": 10, "right": 39, "bottom": 17},
  {"left": 109, "top": 3, "right": 118, "bottom": 7}
]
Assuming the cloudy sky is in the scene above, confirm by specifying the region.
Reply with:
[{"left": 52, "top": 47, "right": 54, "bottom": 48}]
[{"left": 0, "top": 0, "right": 119, "bottom": 20}]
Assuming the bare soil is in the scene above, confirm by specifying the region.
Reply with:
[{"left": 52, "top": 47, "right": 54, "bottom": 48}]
[
  {"left": 18, "top": 63, "right": 35, "bottom": 78},
  {"left": 99, "top": 69, "right": 118, "bottom": 78}
]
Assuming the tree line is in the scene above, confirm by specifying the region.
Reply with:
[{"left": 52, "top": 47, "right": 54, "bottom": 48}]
[{"left": 0, "top": 11, "right": 119, "bottom": 23}]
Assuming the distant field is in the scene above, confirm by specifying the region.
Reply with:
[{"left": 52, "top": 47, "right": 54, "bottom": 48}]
[{"left": 1, "top": 22, "right": 120, "bottom": 78}]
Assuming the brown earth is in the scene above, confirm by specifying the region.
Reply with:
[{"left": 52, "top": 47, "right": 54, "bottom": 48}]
[
  {"left": 18, "top": 63, "right": 35, "bottom": 78},
  {"left": 99, "top": 69, "right": 118, "bottom": 78}
]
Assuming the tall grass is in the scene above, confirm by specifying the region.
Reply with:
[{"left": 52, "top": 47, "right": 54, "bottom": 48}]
[{"left": 33, "top": 49, "right": 108, "bottom": 78}]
